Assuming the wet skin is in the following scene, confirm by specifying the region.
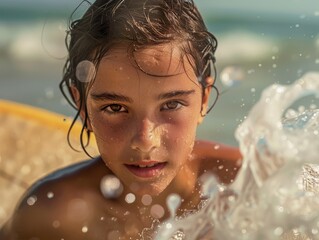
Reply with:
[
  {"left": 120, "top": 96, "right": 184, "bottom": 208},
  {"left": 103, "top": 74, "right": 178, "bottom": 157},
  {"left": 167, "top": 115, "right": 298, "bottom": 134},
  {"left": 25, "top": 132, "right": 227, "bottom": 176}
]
[
  {"left": 0, "top": 44, "right": 242, "bottom": 240},
  {"left": 85, "top": 45, "right": 209, "bottom": 199}
]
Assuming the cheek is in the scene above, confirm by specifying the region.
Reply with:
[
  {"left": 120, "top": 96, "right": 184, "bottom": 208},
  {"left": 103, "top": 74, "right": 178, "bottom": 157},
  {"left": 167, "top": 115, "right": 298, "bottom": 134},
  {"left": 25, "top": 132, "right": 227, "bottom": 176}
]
[
  {"left": 88, "top": 110, "right": 130, "bottom": 145},
  {"left": 163, "top": 114, "right": 198, "bottom": 153}
]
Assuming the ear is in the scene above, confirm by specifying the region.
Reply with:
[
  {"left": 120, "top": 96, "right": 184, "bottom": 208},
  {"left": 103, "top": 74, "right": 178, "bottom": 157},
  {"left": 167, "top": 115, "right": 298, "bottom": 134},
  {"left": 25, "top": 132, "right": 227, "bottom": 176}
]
[
  {"left": 198, "top": 76, "right": 214, "bottom": 124},
  {"left": 70, "top": 85, "right": 93, "bottom": 131},
  {"left": 70, "top": 85, "right": 81, "bottom": 106}
]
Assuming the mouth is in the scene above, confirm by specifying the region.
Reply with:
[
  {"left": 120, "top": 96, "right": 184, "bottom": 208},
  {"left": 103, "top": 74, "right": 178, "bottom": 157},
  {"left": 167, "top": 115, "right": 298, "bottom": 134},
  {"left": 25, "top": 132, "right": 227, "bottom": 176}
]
[{"left": 124, "top": 161, "right": 167, "bottom": 178}]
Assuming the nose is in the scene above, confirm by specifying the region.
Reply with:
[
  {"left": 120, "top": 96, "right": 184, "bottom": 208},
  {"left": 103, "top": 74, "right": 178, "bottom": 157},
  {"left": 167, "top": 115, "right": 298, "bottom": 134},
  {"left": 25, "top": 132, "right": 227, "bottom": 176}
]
[{"left": 130, "top": 117, "right": 160, "bottom": 153}]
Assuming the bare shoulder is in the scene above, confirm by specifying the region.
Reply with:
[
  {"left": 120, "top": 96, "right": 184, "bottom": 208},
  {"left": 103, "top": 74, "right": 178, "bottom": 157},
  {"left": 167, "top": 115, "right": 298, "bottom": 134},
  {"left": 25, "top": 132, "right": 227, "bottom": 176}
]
[
  {"left": 192, "top": 140, "right": 242, "bottom": 184},
  {"left": 0, "top": 157, "right": 112, "bottom": 240}
]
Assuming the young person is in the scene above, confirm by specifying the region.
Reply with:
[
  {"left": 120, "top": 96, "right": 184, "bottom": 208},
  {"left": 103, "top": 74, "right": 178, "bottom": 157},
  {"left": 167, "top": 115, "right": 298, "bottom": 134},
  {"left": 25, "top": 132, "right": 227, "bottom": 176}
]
[{"left": 0, "top": 0, "right": 241, "bottom": 239}]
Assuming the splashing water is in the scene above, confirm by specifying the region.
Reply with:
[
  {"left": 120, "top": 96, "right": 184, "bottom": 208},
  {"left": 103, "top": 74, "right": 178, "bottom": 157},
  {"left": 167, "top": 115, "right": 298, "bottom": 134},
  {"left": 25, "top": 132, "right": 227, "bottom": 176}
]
[
  {"left": 155, "top": 72, "right": 319, "bottom": 240},
  {"left": 166, "top": 194, "right": 182, "bottom": 218}
]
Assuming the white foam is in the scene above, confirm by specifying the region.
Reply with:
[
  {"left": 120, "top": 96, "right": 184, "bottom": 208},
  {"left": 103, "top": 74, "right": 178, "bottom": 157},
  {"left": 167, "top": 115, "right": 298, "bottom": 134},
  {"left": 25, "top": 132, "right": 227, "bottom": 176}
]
[{"left": 155, "top": 72, "right": 319, "bottom": 240}]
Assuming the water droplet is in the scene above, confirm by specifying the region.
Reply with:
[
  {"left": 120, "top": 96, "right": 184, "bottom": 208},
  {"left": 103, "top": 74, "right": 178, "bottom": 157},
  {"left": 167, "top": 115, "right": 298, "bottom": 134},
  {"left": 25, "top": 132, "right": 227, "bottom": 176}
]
[
  {"left": 285, "top": 109, "right": 298, "bottom": 119},
  {"left": 141, "top": 194, "right": 152, "bottom": 206},
  {"left": 52, "top": 220, "right": 60, "bottom": 228},
  {"left": 27, "top": 196, "right": 37, "bottom": 206},
  {"left": 220, "top": 66, "right": 245, "bottom": 87},
  {"left": 76, "top": 60, "right": 96, "bottom": 83},
  {"left": 166, "top": 194, "right": 181, "bottom": 218},
  {"left": 150, "top": 204, "right": 165, "bottom": 219},
  {"left": 125, "top": 193, "right": 136, "bottom": 204},
  {"left": 228, "top": 195, "right": 236, "bottom": 202},
  {"left": 47, "top": 192, "right": 54, "bottom": 199},
  {"left": 124, "top": 211, "right": 130, "bottom": 216},
  {"left": 166, "top": 223, "right": 172, "bottom": 229},
  {"left": 82, "top": 226, "right": 88, "bottom": 233},
  {"left": 200, "top": 174, "right": 218, "bottom": 197},
  {"left": 100, "top": 175, "right": 123, "bottom": 199}
]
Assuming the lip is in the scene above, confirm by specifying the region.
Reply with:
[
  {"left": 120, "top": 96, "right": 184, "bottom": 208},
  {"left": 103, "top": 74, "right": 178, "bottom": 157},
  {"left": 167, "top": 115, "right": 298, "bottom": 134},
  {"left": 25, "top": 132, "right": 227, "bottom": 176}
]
[{"left": 125, "top": 161, "right": 167, "bottom": 178}]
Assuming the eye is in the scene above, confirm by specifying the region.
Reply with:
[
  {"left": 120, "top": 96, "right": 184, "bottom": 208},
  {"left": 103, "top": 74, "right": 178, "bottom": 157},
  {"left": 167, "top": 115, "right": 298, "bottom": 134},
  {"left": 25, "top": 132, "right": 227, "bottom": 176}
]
[
  {"left": 161, "top": 101, "right": 183, "bottom": 111},
  {"left": 102, "top": 104, "right": 127, "bottom": 113}
]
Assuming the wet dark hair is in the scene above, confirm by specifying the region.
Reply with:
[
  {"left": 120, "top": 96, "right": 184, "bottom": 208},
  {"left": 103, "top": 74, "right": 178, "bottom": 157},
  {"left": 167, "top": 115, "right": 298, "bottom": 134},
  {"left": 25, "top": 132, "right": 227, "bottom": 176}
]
[{"left": 60, "top": 0, "right": 218, "bottom": 156}]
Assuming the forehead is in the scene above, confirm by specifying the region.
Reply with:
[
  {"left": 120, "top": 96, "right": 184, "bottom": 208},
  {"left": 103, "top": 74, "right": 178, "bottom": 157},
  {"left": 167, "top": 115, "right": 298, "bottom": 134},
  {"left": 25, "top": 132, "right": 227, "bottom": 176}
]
[
  {"left": 99, "top": 44, "right": 196, "bottom": 79},
  {"left": 88, "top": 44, "right": 202, "bottom": 98}
]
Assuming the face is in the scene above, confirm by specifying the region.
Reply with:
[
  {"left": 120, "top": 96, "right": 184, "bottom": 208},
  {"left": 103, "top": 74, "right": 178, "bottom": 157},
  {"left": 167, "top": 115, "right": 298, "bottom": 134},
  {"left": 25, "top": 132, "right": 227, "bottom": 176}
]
[{"left": 83, "top": 44, "right": 210, "bottom": 197}]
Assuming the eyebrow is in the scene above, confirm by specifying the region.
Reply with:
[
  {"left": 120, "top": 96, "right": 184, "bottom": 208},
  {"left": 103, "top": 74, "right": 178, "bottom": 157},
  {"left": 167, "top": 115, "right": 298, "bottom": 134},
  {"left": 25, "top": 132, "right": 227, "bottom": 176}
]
[
  {"left": 90, "top": 89, "right": 196, "bottom": 103},
  {"left": 90, "top": 92, "right": 133, "bottom": 103},
  {"left": 158, "top": 90, "right": 195, "bottom": 100}
]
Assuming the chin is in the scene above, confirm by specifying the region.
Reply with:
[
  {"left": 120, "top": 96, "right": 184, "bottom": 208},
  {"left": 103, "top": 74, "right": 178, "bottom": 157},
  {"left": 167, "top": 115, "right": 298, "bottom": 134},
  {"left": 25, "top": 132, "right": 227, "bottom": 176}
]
[{"left": 127, "top": 181, "right": 168, "bottom": 197}]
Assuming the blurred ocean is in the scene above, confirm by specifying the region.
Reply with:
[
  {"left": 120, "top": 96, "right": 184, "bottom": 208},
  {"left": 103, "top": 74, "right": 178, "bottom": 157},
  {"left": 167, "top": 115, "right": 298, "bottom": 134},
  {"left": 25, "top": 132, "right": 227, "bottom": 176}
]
[{"left": 0, "top": 0, "right": 319, "bottom": 146}]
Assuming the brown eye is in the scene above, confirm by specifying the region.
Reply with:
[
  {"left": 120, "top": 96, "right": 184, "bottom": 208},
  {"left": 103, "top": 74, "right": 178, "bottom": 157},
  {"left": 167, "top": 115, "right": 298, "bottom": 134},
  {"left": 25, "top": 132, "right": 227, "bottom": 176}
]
[
  {"left": 162, "top": 101, "right": 183, "bottom": 110},
  {"left": 110, "top": 104, "right": 122, "bottom": 112},
  {"left": 104, "top": 104, "right": 127, "bottom": 113}
]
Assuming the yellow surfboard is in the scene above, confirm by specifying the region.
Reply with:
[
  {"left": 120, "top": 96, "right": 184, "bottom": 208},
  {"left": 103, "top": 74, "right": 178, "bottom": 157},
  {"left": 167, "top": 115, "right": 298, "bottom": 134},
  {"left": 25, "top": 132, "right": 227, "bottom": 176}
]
[{"left": 0, "top": 99, "right": 98, "bottom": 226}]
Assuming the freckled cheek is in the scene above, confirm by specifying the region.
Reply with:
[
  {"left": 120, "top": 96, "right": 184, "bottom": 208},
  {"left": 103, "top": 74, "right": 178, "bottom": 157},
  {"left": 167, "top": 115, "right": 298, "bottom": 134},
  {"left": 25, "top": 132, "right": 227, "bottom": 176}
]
[
  {"left": 163, "top": 117, "right": 197, "bottom": 152},
  {"left": 89, "top": 113, "right": 131, "bottom": 144}
]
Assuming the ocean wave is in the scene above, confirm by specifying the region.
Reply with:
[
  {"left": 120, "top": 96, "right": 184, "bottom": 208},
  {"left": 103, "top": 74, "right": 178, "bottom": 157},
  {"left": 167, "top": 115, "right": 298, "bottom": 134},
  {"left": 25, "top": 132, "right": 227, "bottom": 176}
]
[
  {"left": 1, "top": 21, "right": 278, "bottom": 63},
  {"left": 0, "top": 20, "right": 316, "bottom": 64},
  {"left": 216, "top": 30, "right": 278, "bottom": 63},
  {"left": 0, "top": 20, "right": 67, "bottom": 61}
]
